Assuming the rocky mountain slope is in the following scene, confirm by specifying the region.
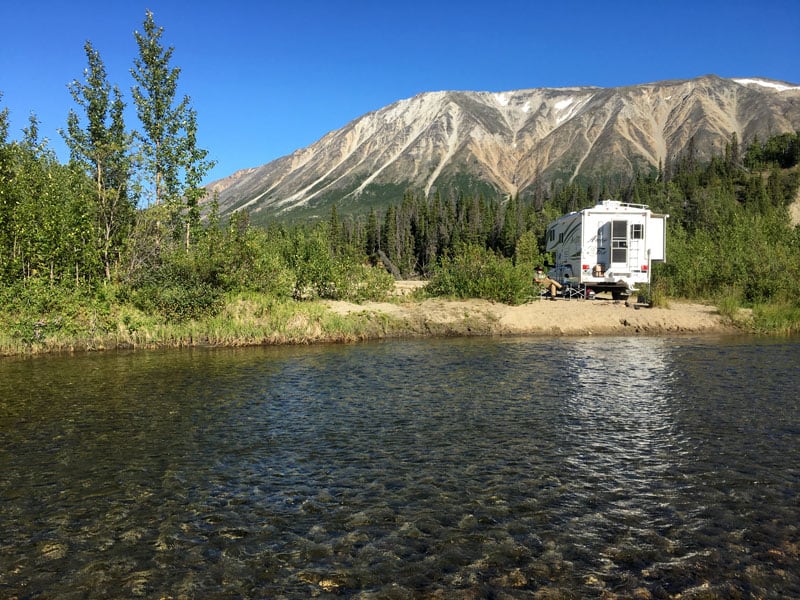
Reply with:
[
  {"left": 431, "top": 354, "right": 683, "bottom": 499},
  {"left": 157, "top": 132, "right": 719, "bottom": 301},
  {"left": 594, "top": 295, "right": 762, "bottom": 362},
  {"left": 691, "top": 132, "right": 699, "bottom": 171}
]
[{"left": 204, "top": 75, "right": 800, "bottom": 222}]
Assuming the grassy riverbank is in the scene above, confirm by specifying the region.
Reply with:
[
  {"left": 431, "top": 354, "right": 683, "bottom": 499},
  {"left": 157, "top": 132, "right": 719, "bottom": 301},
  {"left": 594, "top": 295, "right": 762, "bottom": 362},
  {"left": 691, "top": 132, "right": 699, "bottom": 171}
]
[{"left": 0, "top": 290, "right": 407, "bottom": 356}]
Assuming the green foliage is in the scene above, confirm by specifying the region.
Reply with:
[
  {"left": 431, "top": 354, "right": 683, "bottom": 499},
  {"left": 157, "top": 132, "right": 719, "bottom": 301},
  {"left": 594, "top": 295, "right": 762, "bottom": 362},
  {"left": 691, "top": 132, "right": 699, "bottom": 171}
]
[
  {"left": 427, "top": 243, "right": 535, "bottom": 305},
  {"left": 115, "top": 209, "right": 391, "bottom": 324},
  {"left": 716, "top": 291, "right": 743, "bottom": 322},
  {"left": 0, "top": 135, "right": 101, "bottom": 284},
  {"left": 513, "top": 230, "right": 546, "bottom": 268},
  {"left": 0, "top": 278, "right": 112, "bottom": 345},
  {"left": 660, "top": 206, "right": 800, "bottom": 303},
  {"left": 130, "top": 9, "right": 214, "bottom": 229},
  {"left": 62, "top": 40, "right": 135, "bottom": 280},
  {"left": 340, "top": 262, "right": 395, "bottom": 302},
  {"left": 751, "top": 302, "right": 800, "bottom": 334},
  {"left": 647, "top": 279, "right": 670, "bottom": 308},
  {"left": 211, "top": 222, "right": 296, "bottom": 297},
  {"left": 285, "top": 225, "right": 393, "bottom": 301},
  {"left": 122, "top": 248, "right": 224, "bottom": 322}
]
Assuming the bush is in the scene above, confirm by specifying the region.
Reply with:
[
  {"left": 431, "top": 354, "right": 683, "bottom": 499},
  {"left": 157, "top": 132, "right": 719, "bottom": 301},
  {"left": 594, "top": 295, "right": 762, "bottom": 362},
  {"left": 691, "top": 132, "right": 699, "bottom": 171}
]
[
  {"left": 339, "top": 262, "right": 394, "bottom": 302},
  {"left": 427, "top": 243, "right": 535, "bottom": 304},
  {"left": 123, "top": 250, "right": 223, "bottom": 322},
  {"left": 194, "top": 223, "right": 297, "bottom": 298},
  {"left": 245, "top": 243, "right": 296, "bottom": 298},
  {"left": 0, "top": 278, "right": 114, "bottom": 345},
  {"left": 284, "top": 227, "right": 393, "bottom": 301},
  {"left": 716, "top": 288, "right": 743, "bottom": 321},
  {"left": 130, "top": 281, "right": 222, "bottom": 323}
]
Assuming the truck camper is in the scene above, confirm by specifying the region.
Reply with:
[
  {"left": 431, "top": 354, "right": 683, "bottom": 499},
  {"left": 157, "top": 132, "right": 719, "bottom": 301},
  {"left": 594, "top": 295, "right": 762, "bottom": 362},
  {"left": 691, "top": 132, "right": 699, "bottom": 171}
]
[{"left": 545, "top": 200, "right": 668, "bottom": 299}]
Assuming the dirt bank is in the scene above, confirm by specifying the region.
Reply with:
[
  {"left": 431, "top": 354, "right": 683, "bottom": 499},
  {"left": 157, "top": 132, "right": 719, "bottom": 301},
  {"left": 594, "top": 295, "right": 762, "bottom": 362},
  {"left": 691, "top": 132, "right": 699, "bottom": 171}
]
[{"left": 326, "top": 295, "right": 736, "bottom": 337}]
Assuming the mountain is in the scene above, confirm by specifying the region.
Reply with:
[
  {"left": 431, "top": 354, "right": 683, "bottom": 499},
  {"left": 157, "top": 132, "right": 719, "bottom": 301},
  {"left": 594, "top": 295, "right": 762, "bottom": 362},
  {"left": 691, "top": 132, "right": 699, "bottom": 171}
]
[{"left": 203, "top": 75, "right": 800, "bottom": 222}]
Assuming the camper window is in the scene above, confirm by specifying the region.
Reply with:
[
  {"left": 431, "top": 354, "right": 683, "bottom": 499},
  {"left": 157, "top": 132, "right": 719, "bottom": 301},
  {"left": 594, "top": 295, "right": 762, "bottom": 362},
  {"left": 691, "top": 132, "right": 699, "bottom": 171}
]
[{"left": 631, "top": 223, "right": 643, "bottom": 239}]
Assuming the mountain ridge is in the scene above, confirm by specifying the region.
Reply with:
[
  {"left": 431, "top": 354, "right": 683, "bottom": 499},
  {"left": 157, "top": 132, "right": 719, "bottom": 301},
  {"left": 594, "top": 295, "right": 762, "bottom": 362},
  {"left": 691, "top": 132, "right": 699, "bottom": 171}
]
[{"left": 204, "top": 75, "right": 800, "bottom": 222}]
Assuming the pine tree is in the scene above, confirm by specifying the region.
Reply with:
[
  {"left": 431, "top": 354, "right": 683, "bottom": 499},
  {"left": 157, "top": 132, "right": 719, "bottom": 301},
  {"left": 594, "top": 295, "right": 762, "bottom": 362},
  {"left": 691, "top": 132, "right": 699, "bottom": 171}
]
[
  {"left": 500, "top": 195, "right": 519, "bottom": 256},
  {"left": 726, "top": 132, "right": 740, "bottom": 172},
  {"left": 329, "top": 204, "right": 341, "bottom": 256},
  {"left": 365, "top": 208, "right": 380, "bottom": 258}
]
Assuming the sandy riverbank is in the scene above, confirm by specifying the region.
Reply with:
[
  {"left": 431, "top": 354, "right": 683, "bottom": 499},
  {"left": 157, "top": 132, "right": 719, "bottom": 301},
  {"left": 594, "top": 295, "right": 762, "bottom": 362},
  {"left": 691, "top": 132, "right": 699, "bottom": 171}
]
[{"left": 327, "top": 292, "right": 737, "bottom": 338}]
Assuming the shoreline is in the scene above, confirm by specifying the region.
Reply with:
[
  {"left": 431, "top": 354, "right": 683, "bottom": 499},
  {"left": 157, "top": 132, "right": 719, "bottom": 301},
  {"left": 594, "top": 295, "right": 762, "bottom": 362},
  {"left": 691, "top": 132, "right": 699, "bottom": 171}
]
[{"left": 0, "top": 294, "right": 743, "bottom": 358}]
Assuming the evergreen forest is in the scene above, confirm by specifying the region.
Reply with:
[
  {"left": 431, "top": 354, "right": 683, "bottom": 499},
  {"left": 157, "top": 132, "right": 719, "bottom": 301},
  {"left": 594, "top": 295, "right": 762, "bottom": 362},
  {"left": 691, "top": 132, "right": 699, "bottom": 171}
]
[{"left": 2, "top": 12, "right": 800, "bottom": 352}]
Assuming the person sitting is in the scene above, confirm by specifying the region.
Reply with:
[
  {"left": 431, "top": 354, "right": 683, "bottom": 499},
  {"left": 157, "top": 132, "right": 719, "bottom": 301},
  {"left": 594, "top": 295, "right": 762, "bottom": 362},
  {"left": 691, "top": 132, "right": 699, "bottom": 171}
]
[
  {"left": 534, "top": 266, "right": 562, "bottom": 300},
  {"left": 592, "top": 263, "right": 605, "bottom": 277}
]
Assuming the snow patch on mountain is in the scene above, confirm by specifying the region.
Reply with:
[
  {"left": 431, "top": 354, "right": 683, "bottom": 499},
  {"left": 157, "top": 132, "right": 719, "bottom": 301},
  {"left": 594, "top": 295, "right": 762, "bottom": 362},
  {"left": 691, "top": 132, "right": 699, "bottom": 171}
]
[
  {"left": 734, "top": 78, "right": 800, "bottom": 92},
  {"left": 554, "top": 97, "right": 576, "bottom": 124},
  {"left": 494, "top": 92, "right": 510, "bottom": 106}
]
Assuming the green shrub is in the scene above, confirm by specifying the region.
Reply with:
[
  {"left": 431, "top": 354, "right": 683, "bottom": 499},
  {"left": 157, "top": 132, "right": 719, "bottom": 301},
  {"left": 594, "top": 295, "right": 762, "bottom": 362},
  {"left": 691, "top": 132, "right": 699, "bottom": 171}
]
[
  {"left": 339, "top": 262, "right": 394, "bottom": 302},
  {"left": 123, "top": 250, "right": 224, "bottom": 322},
  {"left": 427, "top": 243, "right": 535, "bottom": 304},
  {"left": 0, "top": 278, "right": 116, "bottom": 345},
  {"left": 131, "top": 281, "right": 222, "bottom": 323},
  {"left": 637, "top": 279, "right": 670, "bottom": 308},
  {"left": 751, "top": 302, "right": 800, "bottom": 334},
  {"left": 513, "top": 230, "right": 546, "bottom": 267},
  {"left": 245, "top": 245, "right": 296, "bottom": 297}
]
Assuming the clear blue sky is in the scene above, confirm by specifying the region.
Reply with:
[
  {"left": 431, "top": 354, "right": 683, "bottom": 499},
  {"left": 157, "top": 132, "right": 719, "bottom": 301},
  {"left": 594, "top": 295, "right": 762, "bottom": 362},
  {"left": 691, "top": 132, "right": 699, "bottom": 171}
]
[{"left": 2, "top": 0, "right": 798, "bottom": 184}]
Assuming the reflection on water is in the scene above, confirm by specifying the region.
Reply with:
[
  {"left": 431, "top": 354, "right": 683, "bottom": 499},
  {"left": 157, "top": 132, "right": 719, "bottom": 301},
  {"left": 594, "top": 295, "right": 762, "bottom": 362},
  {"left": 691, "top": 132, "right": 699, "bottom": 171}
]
[
  {"left": 0, "top": 336, "right": 798, "bottom": 598},
  {"left": 560, "top": 339, "right": 685, "bottom": 577}
]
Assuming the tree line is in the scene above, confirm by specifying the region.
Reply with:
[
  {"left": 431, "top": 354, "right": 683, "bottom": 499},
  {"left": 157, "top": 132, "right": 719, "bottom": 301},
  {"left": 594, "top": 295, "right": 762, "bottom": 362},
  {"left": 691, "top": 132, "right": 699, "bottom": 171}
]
[{"left": 0, "top": 10, "right": 212, "bottom": 289}]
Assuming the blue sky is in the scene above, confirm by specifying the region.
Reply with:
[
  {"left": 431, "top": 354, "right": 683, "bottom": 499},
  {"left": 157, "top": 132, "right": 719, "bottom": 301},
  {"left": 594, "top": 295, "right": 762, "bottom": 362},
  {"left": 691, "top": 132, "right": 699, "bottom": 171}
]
[{"left": 2, "top": 0, "right": 798, "bottom": 184}]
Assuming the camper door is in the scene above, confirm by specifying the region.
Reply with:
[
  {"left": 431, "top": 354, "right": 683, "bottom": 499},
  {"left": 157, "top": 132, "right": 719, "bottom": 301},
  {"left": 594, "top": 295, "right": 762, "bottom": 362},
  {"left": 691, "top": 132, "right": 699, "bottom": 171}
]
[
  {"left": 596, "top": 222, "right": 611, "bottom": 270},
  {"left": 610, "top": 220, "right": 629, "bottom": 268}
]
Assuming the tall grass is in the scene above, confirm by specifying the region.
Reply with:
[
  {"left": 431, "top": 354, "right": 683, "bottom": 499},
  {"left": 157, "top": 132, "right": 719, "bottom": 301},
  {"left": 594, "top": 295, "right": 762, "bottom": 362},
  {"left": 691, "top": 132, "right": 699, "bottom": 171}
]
[
  {"left": 751, "top": 302, "right": 800, "bottom": 334},
  {"left": 0, "top": 290, "right": 412, "bottom": 355},
  {"left": 713, "top": 284, "right": 800, "bottom": 333},
  {"left": 636, "top": 281, "right": 670, "bottom": 308}
]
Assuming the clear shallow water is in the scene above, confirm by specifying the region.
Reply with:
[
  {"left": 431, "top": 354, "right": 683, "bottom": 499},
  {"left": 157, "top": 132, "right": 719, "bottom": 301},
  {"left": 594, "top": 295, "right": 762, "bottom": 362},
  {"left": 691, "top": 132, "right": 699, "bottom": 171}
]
[{"left": 0, "top": 336, "right": 798, "bottom": 598}]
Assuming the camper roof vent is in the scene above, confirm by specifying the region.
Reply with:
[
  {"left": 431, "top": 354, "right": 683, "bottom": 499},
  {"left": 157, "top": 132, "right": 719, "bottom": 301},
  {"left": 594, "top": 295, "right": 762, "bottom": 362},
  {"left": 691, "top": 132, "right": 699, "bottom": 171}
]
[{"left": 600, "top": 199, "right": 622, "bottom": 209}]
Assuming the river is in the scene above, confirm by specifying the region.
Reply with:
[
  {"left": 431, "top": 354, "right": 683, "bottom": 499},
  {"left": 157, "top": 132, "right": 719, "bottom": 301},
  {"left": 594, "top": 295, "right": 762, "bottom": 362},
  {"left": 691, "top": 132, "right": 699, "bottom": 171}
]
[{"left": 1, "top": 335, "right": 798, "bottom": 598}]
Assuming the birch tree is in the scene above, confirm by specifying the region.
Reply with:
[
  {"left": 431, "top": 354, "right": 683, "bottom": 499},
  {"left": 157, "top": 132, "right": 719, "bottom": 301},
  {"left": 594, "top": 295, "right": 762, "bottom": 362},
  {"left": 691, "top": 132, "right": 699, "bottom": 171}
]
[{"left": 63, "top": 41, "right": 133, "bottom": 280}]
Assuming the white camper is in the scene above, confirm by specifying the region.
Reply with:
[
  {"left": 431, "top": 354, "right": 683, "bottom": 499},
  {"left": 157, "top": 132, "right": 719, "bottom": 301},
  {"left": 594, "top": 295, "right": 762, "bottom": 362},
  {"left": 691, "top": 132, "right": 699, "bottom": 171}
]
[{"left": 545, "top": 200, "right": 668, "bottom": 299}]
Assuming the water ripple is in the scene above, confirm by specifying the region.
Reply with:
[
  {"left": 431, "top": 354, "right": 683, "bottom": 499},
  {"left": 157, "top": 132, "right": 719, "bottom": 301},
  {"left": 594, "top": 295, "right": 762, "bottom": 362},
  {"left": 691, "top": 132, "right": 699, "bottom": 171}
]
[{"left": 1, "top": 336, "right": 799, "bottom": 597}]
